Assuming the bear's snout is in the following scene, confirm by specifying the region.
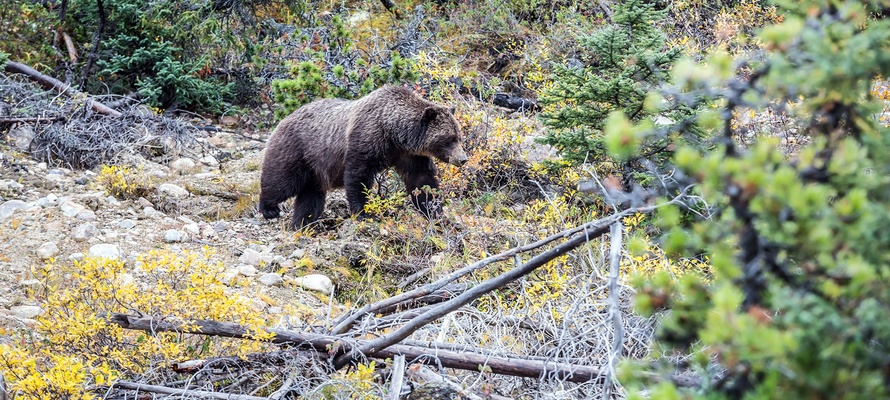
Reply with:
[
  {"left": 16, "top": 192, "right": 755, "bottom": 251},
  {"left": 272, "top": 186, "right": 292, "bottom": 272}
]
[{"left": 449, "top": 146, "right": 469, "bottom": 167}]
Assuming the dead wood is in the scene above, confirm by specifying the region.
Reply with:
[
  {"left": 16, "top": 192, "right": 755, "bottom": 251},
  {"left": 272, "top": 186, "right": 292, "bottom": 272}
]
[
  {"left": 185, "top": 183, "right": 243, "bottom": 201},
  {"left": 333, "top": 220, "right": 615, "bottom": 369},
  {"left": 61, "top": 31, "right": 77, "bottom": 63},
  {"left": 111, "top": 381, "right": 270, "bottom": 400},
  {"left": 3, "top": 61, "right": 122, "bottom": 117},
  {"left": 492, "top": 93, "right": 540, "bottom": 112},
  {"left": 106, "top": 313, "right": 602, "bottom": 383},
  {"left": 0, "top": 117, "right": 65, "bottom": 124}
]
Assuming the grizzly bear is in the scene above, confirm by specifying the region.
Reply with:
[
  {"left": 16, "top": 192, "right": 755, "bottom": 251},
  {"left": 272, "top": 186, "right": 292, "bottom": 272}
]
[{"left": 259, "top": 85, "right": 468, "bottom": 229}]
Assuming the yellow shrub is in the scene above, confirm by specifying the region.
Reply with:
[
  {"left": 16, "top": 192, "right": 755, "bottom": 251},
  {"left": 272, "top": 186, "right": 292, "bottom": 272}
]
[
  {"left": 93, "top": 164, "right": 155, "bottom": 199},
  {"left": 1, "top": 248, "right": 274, "bottom": 398}
]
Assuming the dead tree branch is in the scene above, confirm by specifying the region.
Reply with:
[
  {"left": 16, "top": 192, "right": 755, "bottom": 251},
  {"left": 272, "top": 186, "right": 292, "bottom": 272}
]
[
  {"left": 106, "top": 313, "right": 602, "bottom": 383},
  {"left": 3, "top": 61, "right": 121, "bottom": 117},
  {"left": 111, "top": 381, "right": 270, "bottom": 400}
]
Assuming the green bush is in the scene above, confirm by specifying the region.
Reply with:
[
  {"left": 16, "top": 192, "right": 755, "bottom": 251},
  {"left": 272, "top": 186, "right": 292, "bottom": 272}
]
[
  {"left": 537, "top": 0, "right": 701, "bottom": 184},
  {"left": 271, "top": 15, "right": 418, "bottom": 118},
  {"left": 614, "top": 0, "right": 890, "bottom": 398}
]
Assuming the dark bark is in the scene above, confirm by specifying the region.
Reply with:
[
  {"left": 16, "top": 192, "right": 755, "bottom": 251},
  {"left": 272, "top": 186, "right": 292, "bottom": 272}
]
[{"left": 81, "top": 0, "right": 106, "bottom": 88}]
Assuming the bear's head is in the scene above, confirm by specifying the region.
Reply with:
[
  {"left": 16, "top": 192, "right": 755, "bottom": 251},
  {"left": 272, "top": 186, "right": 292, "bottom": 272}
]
[{"left": 419, "top": 106, "right": 468, "bottom": 167}]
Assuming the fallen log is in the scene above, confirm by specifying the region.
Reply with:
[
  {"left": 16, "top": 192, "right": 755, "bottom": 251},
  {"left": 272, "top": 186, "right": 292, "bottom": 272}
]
[
  {"left": 106, "top": 313, "right": 602, "bottom": 383},
  {"left": 0, "top": 116, "right": 65, "bottom": 124},
  {"left": 493, "top": 93, "right": 540, "bottom": 112},
  {"left": 3, "top": 61, "right": 122, "bottom": 117},
  {"left": 111, "top": 381, "right": 269, "bottom": 400}
]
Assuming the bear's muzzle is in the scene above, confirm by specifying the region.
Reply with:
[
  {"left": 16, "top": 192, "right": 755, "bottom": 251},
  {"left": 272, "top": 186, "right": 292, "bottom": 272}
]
[{"left": 449, "top": 146, "right": 469, "bottom": 167}]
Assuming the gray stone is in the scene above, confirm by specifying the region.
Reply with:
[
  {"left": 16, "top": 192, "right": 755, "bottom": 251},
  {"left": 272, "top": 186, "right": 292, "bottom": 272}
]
[
  {"left": 7, "top": 125, "right": 35, "bottom": 151},
  {"left": 239, "top": 248, "right": 263, "bottom": 267},
  {"left": 89, "top": 244, "right": 122, "bottom": 260},
  {"left": 0, "top": 200, "right": 29, "bottom": 220},
  {"left": 293, "top": 274, "right": 333, "bottom": 293},
  {"left": 9, "top": 305, "right": 43, "bottom": 319},
  {"left": 36, "top": 242, "right": 60, "bottom": 260},
  {"left": 60, "top": 201, "right": 87, "bottom": 217},
  {"left": 290, "top": 249, "right": 306, "bottom": 259},
  {"left": 158, "top": 183, "right": 189, "bottom": 198},
  {"left": 73, "top": 223, "right": 98, "bottom": 242},
  {"left": 170, "top": 158, "right": 196, "bottom": 172},
  {"left": 258, "top": 272, "right": 284, "bottom": 286},
  {"left": 69, "top": 252, "right": 85, "bottom": 261},
  {"left": 238, "top": 264, "right": 258, "bottom": 277},
  {"left": 35, "top": 193, "right": 59, "bottom": 207},
  {"left": 164, "top": 229, "right": 187, "bottom": 243},
  {"left": 75, "top": 210, "right": 97, "bottom": 221},
  {"left": 221, "top": 269, "right": 239, "bottom": 286},
  {"left": 213, "top": 221, "right": 229, "bottom": 232},
  {"left": 0, "top": 180, "right": 24, "bottom": 191},
  {"left": 199, "top": 156, "right": 219, "bottom": 167},
  {"left": 183, "top": 223, "right": 200, "bottom": 235},
  {"left": 119, "top": 219, "right": 136, "bottom": 229}
]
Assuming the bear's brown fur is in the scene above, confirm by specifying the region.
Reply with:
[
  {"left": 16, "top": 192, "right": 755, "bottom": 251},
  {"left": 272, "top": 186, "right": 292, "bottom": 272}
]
[{"left": 259, "top": 85, "right": 467, "bottom": 229}]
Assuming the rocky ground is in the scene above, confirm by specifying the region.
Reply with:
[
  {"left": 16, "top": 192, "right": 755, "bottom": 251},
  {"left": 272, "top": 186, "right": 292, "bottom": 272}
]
[{"left": 0, "top": 127, "right": 359, "bottom": 331}]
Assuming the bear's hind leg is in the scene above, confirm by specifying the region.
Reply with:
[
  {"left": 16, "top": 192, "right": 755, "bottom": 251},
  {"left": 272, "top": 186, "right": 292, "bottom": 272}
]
[{"left": 291, "top": 188, "right": 327, "bottom": 230}]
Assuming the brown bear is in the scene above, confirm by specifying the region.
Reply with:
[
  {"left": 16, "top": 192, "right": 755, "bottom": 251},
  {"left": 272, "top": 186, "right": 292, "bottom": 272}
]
[{"left": 259, "top": 85, "right": 468, "bottom": 229}]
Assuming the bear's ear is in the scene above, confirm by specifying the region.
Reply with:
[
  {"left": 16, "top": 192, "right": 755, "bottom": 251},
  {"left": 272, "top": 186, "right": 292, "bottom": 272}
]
[
  {"left": 422, "top": 107, "right": 438, "bottom": 123},
  {"left": 448, "top": 106, "right": 456, "bottom": 115}
]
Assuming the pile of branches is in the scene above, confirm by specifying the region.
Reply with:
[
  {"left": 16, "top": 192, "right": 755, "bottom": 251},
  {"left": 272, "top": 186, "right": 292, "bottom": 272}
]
[
  {"left": 0, "top": 63, "right": 211, "bottom": 169},
  {"left": 92, "top": 194, "right": 700, "bottom": 399}
]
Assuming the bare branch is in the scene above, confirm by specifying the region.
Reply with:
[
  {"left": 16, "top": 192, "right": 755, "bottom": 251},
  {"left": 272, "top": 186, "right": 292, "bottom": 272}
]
[
  {"left": 111, "top": 381, "right": 270, "bottom": 400},
  {"left": 4, "top": 61, "right": 121, "bottom": 117}
]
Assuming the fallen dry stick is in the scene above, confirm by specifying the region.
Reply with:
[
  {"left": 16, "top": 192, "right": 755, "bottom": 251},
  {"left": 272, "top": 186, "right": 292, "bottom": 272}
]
[
  {"left": 106, "top": 313, "right": 602, "bottom": 383},
  {"left": 111, "top": 381, "right": 269, "bottom": 400},
  {"left": 4, "top": 61, "right": 122, "bottom": 117}
]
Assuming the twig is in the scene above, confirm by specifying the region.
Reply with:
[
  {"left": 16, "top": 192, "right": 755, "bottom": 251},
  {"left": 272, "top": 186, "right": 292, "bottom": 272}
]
[
  {"left": 603, "top": 222, "right": 624, "bottom": 398},
  {"left": 0, "top": 117, "right": 65, "bottom": 123},
  {"left": 110, "top": 381, "right": 270, "bottom": 400},
  {"left": 268, "top": 377, "right": 294, "bottom": 400},
  {"left": 387, "top": 355, "right": 406, "bottom": 400}
]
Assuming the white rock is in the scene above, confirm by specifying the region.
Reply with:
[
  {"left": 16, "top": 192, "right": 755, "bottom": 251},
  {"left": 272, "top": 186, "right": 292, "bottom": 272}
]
[
  {"left": 290, "top": 249, "right": 306, "bottom": 259},
  {"left": 170, "top": 158, "right": 196, "bottom": 172},
  {"left": 136, "top": 197, "right": 154, "bottom": 208},
  {"left": 35, "top": 193, "right": 59, "bottom": 207},
  {"left": 221, "top": 269, "right": 239, "bottom": 286},
  {"left": 158, "top": 183, "right": 189, "bottom": 198},
  {"left": 238, "top": 264, "right": 258, "bottom": 277},
  {"left": 164, "top": 229, "right": 187, "bottom": 243},
  {"left": 267, "top": 306, "right": 282, "bottom": 314},
  {"left": 183, "top": 223, "right": 200, "bottom": 235},
  {"left": 0, "top": 180, "right": 24, "bottom": 191},
  {"left": 119, "top": 219, "right": 137, "bottom": 229},
  {"left": 199, "top": 156, "right": 219, "bottom": 167},
  {"left": 272, "top": 255, "right": 286, "bottom": 266},
  {"left": 9, "top": 305, "right": 43, "bottom": 319},
  {"left": 248, "top": 298, "right": 267, "bottom": 312},
  {"left": 144, "top": 207, "right": 163, "bottom": 217},
  {"left": 0, "top": 200, "right": 29, "bottom": 220},
  {"left": 60, "top": 201, "right": 87, "bottom": 217},
  {"left": 293, "top": 274, "right": 333, "bottom": 293},
  {"left": 239, "top": 248, "right": 263, "bottom": 266},
  {"left": 89, "top": 244, "right": 122, "bottom": 260},
  {"left": 36, "top": 162, "right": 47, "bottom": 171},
  {"left": 69, "top": 252, "right": 85, "bottom": 261},
  {"left": 73, "top": 223, "right": 98, "bottom": 242},
  {"left": 258, "top": 273, "right": 284, "bottom": 286},
  {"left": 19, "top": 279, "right": 41, "bottom": 287},
  {"left": 36, "top": 242, "right": 60, "bottom": 260},
  {"left": 105, "top": 196, "right": 121, "bottom": 207},
  {"left": 76, "top": 210, "right": 97, "bottom": 221}
]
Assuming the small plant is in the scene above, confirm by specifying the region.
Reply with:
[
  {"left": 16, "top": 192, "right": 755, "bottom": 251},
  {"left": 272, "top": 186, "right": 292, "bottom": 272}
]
[{"left": 93, "top": 165, "right": 155, "bottom": 200}]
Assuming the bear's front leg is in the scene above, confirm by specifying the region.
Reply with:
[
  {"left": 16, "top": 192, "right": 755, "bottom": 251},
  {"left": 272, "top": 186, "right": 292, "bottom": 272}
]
[
  {"left": 344, "top": 162, "right": 379, "bottom": 218},
  {"left": 395, "top": 156, "right": 443, "bottom": 219}
]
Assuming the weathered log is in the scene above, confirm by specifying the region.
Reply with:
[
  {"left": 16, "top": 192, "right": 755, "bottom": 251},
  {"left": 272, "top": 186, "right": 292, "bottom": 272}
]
[
  {"left": 492, "top": 93, "right": 540, "bottom": 112},
  {"left": 106, "top": 313, "right": 602, "bottom": 383},
  {"left": 3, "top": 61, "right": 122, "bottom": 117},
  {"left": 111, "top": 381, "right": 269, "bottom": 400}
]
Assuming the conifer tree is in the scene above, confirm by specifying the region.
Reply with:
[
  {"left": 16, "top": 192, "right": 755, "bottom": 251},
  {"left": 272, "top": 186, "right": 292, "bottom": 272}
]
[
  {"left": 539, "top": 0, "right": 697, "bottom": 182},
  {"left": 610, "top": 0, "right": 890, "bottom": 398}
]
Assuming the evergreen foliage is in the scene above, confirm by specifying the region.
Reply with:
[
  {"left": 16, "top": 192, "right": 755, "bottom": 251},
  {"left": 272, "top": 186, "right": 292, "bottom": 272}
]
[
  {"left": 618, "top": 0, "right": 890, "bottom": 397},
  {"left": 271, "top": 15, "right": 418, "bottom": 119},
  {"left": 538, "top": 0, "right": 698, "bottom": 182}
]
